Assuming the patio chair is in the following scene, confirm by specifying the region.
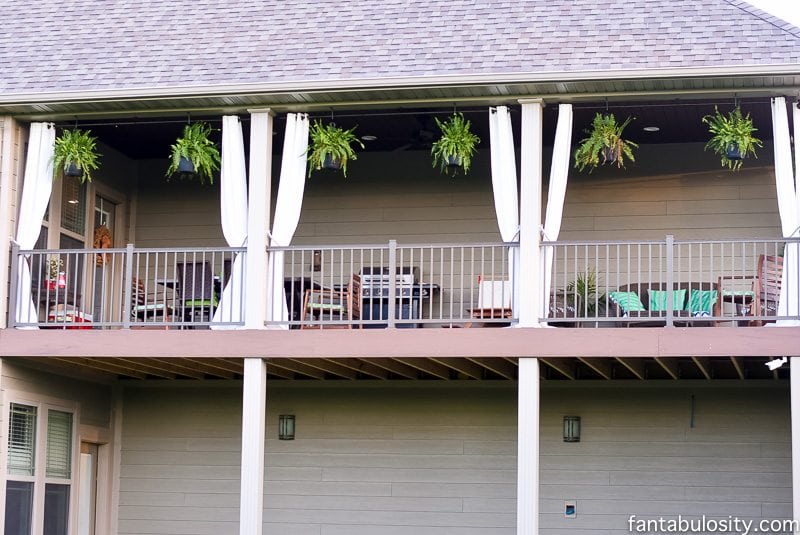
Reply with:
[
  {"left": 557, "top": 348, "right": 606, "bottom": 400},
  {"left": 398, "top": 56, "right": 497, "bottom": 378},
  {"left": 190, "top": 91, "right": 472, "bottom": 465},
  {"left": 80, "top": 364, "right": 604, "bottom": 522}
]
[
  {"left": 176, "top": 261, "right": 218, "bottom": 324},
  {"left": 300, "top": 274, "right": 362, "bottom": 329},
  {"left": 714, "top": 254, "right": 782, "bottom": 326},
  {"left": 752, "top": 254, "right": 783, "bottom": 325},
  {"left": 130, "top": 277, "right": 173, "bottom": 327}
]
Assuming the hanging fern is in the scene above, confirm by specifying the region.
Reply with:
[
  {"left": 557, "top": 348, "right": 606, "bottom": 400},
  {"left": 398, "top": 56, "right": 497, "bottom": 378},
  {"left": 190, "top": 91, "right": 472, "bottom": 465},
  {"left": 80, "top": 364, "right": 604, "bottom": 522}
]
[
  {"left": 701, "top": 106, "right": 762, "bottom": 171},
  {"left": 573, "top": 113, "right": 637, "bottom": 172}
]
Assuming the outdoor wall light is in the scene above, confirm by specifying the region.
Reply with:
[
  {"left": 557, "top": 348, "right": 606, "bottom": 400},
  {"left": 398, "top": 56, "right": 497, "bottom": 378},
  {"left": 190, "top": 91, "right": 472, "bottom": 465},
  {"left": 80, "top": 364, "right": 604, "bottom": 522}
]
[
  {"left": 765, "top": 357, "right": 788, "bottom": 371},
  {"left": 563, "top": 416, "right": 581, "bottom": 442},
  {"left": 278, "top": 414, "right": 296, "bottom": 440},
  {"left": 311, "top": 250, "right": 322, "bottom": 272}
]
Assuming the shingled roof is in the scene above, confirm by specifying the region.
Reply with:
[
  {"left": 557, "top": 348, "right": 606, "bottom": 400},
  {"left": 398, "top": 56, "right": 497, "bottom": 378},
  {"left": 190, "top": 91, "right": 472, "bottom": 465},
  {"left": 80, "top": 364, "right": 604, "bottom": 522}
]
[{"left": 0, "top": 0, "right": 798, "bottom": 97}]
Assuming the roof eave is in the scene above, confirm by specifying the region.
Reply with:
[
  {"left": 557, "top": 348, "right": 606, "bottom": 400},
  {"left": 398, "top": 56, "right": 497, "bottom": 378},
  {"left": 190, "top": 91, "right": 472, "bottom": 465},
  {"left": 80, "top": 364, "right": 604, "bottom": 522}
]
[{"left": 2, "top": 64, "right": 799, "bottom": 118}]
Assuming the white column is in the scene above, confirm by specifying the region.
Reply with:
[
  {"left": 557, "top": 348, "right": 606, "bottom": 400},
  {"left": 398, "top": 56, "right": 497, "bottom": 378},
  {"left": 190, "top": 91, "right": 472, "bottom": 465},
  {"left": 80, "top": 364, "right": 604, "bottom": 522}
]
[
  {"left": 518, "top": 100, "right": 544, "bottom": 327},
  {"left": 792, "top": 357, "right": 800, "bottom": 532},
  {"left": 0, "top": 117, "right": 16, "bottom": 328},
  {"left": 517, "top": 358, "right": 540, "bottom": 535},
  {"left": 246, "top": 109, "right": 274, "bottom": 328},
  {"left": 239, "top": 357, "right": 267, "bottom": 535}
]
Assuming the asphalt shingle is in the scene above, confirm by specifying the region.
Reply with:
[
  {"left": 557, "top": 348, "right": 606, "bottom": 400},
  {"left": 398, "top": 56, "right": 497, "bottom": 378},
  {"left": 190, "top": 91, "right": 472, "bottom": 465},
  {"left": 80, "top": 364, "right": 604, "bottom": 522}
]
[{"left": 0, "top": 0, "right": 797, "bottom": 95}]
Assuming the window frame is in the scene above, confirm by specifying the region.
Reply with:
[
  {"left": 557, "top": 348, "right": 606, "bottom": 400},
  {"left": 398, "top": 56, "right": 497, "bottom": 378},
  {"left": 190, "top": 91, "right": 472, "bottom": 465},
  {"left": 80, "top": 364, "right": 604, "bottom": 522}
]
[{"left": 2, "top": 391, "right": 80, "bottom": 535}]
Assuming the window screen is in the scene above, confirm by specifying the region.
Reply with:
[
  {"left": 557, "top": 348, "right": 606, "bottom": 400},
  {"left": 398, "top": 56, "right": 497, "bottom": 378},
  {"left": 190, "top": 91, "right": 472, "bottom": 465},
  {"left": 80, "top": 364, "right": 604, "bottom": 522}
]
[
  {"left": 46, "top": 410, "right": 73, "bottom": 479},
  {"left": 8, "top": 403, "right": 37, "bottom": 477},
  {"left": 60, "top": 175, "right": 86, "bottom": 235},
  {"left": 5, "top": 480, "right": 34, "bottom": 535}
]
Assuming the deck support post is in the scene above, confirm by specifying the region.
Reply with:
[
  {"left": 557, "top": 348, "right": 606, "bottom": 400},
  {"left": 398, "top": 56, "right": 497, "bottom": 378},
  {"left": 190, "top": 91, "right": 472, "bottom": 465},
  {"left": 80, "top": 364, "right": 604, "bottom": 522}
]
[
  {"left": 792, "top": 357, "right": 800, "bottom": 532},
  {"left": 239, "top": 357, "right": 267, "bottom": 535},
  {"left": 246, "top": 109, "right": 274, "bottom": 328},
  {"left": 517, "top": 357, "right": 540, "bottom": 535},
  {"left": 518, "top": 99, "right": 544, "bottom": 327}
]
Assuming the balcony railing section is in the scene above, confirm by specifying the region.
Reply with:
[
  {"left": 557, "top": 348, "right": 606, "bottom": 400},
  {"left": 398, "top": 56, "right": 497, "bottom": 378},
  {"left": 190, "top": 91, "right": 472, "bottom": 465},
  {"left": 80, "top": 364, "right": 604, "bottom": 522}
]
[
  {"left": 270, "top": 241, "right": 518, "bottom": 328},
  {"left": 9, "top": 244, "right": 245, "bottom": 329},
  {"left": 542, "top": 236, "right": 800, "bottom": 327}
]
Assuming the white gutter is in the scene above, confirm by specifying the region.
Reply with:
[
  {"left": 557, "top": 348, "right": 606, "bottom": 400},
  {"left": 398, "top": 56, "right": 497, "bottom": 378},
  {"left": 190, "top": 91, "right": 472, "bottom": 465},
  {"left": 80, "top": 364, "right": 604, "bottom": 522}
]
[{"left": 1, "top": 63, "right": 799, "bottom": 107}]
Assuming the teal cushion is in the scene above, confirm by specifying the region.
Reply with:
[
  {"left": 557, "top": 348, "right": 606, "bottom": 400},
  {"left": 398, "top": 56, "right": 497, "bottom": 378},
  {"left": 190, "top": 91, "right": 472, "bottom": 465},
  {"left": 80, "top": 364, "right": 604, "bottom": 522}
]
[
  {"left": 687, "top": 289, "right": 718, "bottom": 314},
  {"left": 648, "top": 289, "right": 687, "bottom": 312},
  {"left": 608, "top": 291, "right": 646, "bottom": 313}
]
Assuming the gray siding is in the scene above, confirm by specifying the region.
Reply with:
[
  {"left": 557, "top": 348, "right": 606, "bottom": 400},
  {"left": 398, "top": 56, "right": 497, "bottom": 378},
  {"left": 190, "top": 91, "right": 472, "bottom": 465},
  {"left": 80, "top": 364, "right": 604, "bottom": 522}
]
[
  {"left": 132, "top": 143, "right": 781, "bottom": 248},
  {"left": 117, "top": 382, "right": 789, "bottom": 535},
  {"left": 0, "top": 359, "right": 113, "bottom": 428}
]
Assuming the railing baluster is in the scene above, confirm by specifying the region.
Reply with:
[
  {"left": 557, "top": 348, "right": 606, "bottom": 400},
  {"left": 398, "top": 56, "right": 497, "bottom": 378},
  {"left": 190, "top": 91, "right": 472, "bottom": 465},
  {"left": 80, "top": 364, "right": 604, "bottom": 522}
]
[{"left": 122, "top": 244, "right": 134, "bottom": 329}]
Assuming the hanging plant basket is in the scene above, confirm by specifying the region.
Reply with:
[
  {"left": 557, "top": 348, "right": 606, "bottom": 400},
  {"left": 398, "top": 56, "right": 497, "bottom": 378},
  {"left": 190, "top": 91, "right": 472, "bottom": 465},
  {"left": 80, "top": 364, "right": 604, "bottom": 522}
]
[
  {"left": 166, "top": 122, "right": 221, "bottom": 184},
  {"left": 702, "top": 106, "right": 761, "bottom": 171},
  {"left": 573, "top": 113, "right": 637, "bottom": 172},
  {"left": 307, "top": 121, "right": 363, "bottom": 177},
  {"left": 430, "top": 113, "right": 480, "bottom": 176},
  {"left": 53, "top": 128, "right": 101, "bottom": 183},
  {"left": 65, "top": 162, "right": 83, "bottom": 177},
  {"left": 322, "top": 153, "right": 342, "bottom": 171},
  {"left": 177, "top": 156, "right": 195, "bottom": 174}
]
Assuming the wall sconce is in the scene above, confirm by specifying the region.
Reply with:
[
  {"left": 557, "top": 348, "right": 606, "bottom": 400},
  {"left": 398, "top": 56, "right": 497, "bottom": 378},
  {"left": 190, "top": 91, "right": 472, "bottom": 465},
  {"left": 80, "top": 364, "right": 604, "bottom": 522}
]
[
  {"left": 311, "top": 250, "right": 322, "bottom": 272},
  {"left": 278, "top": 414, "right": 295, "bottom": 440},
  {"left": 563, "top": 416, "right": 581, "bottom": 442}
]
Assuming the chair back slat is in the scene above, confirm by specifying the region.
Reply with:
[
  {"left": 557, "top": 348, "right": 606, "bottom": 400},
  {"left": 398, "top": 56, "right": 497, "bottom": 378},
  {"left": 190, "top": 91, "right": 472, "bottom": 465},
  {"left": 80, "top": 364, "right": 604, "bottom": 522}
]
[{"left": 177, "top": 262, "right": 214, "bottom": 300}]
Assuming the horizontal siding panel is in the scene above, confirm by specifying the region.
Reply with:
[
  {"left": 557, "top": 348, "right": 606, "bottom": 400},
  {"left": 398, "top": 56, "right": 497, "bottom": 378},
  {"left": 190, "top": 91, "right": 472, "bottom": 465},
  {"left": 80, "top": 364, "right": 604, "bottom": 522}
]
[
  {"left": 264, "top": 494, "right": 462, "bottom": 512},
  {"left": 117, "top": 383, "right": 790, "bottom": 535},
  {"left": 322, "top": 467, "right": 515, "bottom": 484},
  {"left": 391, "top": 482, "right": 516, "bottom": 499}
]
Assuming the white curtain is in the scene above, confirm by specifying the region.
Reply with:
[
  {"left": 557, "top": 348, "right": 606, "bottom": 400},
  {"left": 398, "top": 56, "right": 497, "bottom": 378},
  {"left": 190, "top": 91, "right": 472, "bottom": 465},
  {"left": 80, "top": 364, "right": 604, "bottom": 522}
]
[
  {"left": 540, "top": 104, "right": 574, "bottom": 322},
  {"left": 771, "top": 97, "right": 800, "bottom": 326},
  {"left": 488, "top": 106, "right": 520, "bottom": 315},
  {"left": 15, "top": 123, "right": 56, "bottom": 327},
  {"left": 211, "top": 116, "right": 248, "bottom": 329},
  {"left": 268, "top": 113, "right": 310, "bottom": 327}
]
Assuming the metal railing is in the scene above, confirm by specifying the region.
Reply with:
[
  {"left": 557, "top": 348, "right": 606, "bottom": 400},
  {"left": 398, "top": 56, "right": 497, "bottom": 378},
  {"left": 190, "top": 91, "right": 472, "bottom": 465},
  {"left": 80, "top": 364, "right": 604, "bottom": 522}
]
[
  {"left": 270, "top": 240, "right": 518, "bottom": 328},
  {"left": 9, "top": 236, "right": 797, "bottom": 330},
  {"left": 542, "top": 235, "right": 799, "bottom": 327},
  {"left": 9, "top": 244, "right": 245, "bottom": 329}
]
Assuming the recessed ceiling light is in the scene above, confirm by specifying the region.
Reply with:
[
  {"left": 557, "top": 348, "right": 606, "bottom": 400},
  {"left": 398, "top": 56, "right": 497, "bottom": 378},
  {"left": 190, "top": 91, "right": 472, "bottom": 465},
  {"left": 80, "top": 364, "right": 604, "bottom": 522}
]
[
  {"left": 643, "top": 126, "right": 660, "bottom": 132},
  {"left": 67, "top": 199, "right": 79, "bottom": 205},
  {"left": 361, "top": 135, "right": 377, "bottom": 141}
]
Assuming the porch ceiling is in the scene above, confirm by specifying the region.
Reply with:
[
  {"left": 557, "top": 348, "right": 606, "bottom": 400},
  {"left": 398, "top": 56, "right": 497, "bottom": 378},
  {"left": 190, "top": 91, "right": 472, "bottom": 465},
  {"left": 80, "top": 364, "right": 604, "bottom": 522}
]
[
  {"left": 59, "top": 96, "right": 789, "bottom": 160},
  {"left": 10, "top": 355, "right": 784, "bottom": 381}
]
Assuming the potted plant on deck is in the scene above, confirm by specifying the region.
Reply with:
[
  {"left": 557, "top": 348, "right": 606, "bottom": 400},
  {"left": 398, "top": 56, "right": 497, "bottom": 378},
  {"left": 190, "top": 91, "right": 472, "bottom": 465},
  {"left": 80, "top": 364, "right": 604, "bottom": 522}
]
[
  {"left": 53, "top": 128, "right": 101, "bottom": 182},
  {"left": 166, "top": 122, "right": 221, "bottom": 184},
  {"left": 430, "top": 112, "right": 480, "bottom": 176},
  {"left": 573, "top": 113, "right": 637, "bottom": 172},
  {"left": 307, "top": 120, "right": 364, "bottom": 177},
  {"left": 701, "top": 106, "right": 762, "bottom": 171}
]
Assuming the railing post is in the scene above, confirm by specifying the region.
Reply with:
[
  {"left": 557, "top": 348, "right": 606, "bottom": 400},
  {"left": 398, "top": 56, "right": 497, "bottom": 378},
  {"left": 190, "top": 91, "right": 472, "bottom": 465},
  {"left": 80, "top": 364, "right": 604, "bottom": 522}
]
[
  {"left": 122, "top": 243, "right": 134, "bottom": 329},
  {"left": 665, "top": 234, "right": 674, "bottom": 327},
  {"left": 388, "top": 240, "right": 397, "bottom": 328},
  {"left": 8, "top": 242, "right": 19, "bottom": 328}
]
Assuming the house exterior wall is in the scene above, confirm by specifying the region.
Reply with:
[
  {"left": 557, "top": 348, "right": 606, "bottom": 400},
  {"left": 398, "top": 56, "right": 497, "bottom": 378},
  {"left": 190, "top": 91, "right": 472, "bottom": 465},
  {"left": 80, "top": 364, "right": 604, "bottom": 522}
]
[
  {"left": 131, "top": 143, "right": 781, "bottom": 249},
  {"left": 118, "top": 381, "right": 789, "bottom": 535},
  {"left": 0, "top": 118, "right": 24, "bottom": 328}
]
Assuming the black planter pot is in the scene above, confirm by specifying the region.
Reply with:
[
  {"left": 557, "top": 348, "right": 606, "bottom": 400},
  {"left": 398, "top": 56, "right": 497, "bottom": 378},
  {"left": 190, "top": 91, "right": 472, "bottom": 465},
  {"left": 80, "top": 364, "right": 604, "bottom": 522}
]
[
  {"left": 601, "top": 147, "right": 619, "bottom": 164},
  {"left": 177, "top": 156, "right": 195, "bottom": 174},
  {"left": 65, "top": 162, "right": 82, "bottom": 177},
  {"left": 322, "top": 154, "right": 342, "bottom": 170},
  {"left": 446, "top": 155, "right": 462, "bottom": 168},
  {"left": 726, "top": 142, "right": 743, "bottom": 160}
]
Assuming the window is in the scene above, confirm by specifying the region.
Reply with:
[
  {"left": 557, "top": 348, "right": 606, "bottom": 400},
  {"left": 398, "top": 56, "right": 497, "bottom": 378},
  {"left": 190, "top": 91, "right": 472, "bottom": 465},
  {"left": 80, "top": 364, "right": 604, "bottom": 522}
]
[{"left": 5, "top": 401, "right": 76, "bottom": 535}]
